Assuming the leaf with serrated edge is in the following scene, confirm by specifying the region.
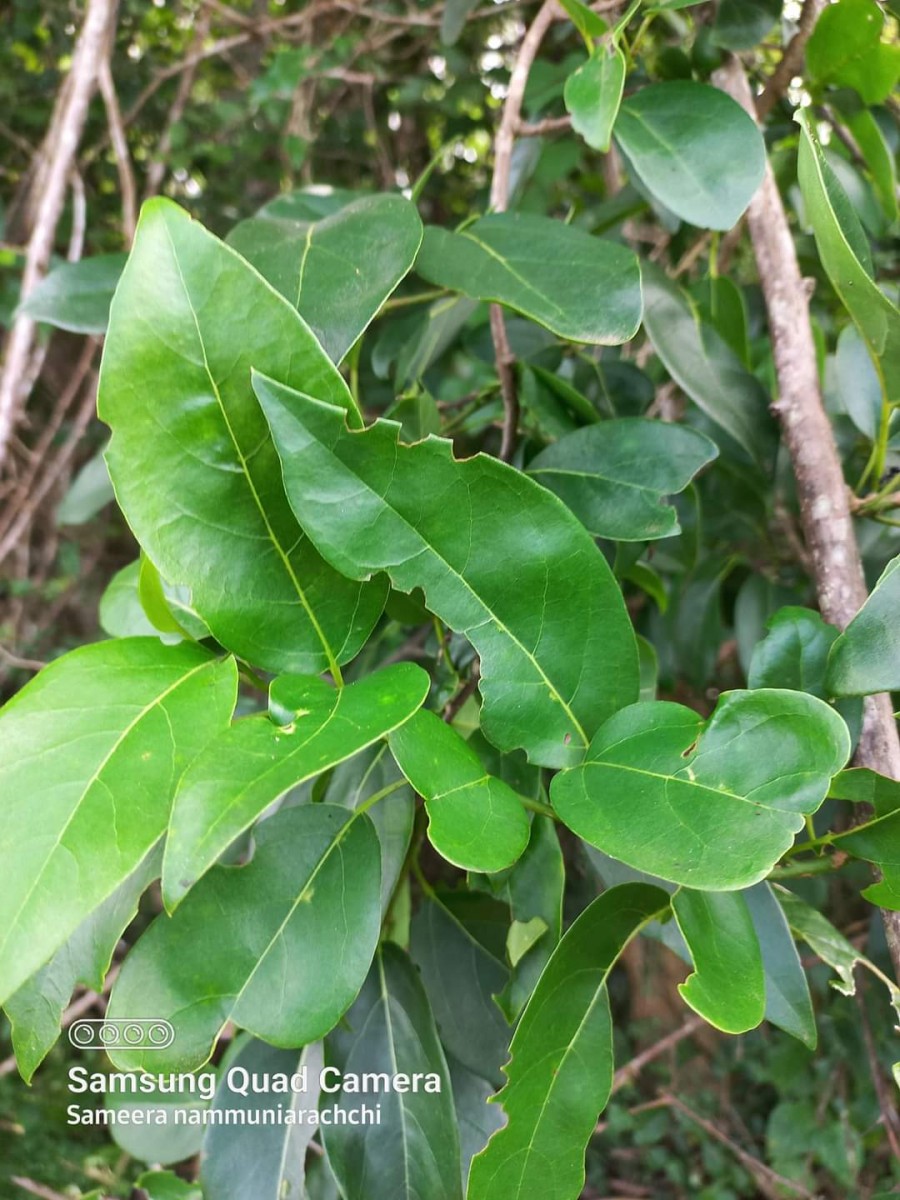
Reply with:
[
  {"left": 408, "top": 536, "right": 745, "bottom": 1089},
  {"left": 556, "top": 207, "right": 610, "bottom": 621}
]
[{"left": 256, "top": 373, "right": 639, "bottom": 768}]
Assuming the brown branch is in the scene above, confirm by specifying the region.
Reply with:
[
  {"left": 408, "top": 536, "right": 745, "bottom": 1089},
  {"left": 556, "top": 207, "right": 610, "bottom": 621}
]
[
  {"left": 755, "top": 0, "right": 827, "bottom": 121},
  {"left": 11, "top": 1180, "right": 68, "bottom": 1200},
  {"left": 856, "top": 978, "right": 900, "bottom": 1163},
  {"left": 98, "top": 55, "right": 137, "bottom": 243},
  {"left": 715, "top": 56, "right": 900, "bottom": 982},
  {"left": 609, "top": 1015, "right": 706, "bottom": 1095}
]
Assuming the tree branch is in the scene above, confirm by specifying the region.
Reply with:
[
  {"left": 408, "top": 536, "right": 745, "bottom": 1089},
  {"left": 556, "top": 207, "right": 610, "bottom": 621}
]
[{"left": 755, "top": 0, "right": 826, "bottom": 121}]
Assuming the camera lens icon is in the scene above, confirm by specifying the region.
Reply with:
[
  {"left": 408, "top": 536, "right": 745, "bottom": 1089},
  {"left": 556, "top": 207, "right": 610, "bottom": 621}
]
[{"left": 67, "top": 1018, "right": 175, "bottom": 1050}]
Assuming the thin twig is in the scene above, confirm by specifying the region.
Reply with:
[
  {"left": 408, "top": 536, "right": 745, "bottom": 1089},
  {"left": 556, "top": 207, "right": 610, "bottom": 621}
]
[
  {"left": 11, "top": 1180, "right": 69, "bottom": 1200},
  {"left": 755, "top": 0, "right": 827, "bottom": 121},
  {"left": 610, "top": 1015, "right": 706, "bottom": 1095},
  {"left": 98, "top": 54, "right": 137, "bottom": 243}
]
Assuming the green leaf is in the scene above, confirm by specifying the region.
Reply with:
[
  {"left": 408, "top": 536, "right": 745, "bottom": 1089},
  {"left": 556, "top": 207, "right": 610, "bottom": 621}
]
[
  {"left": 99, "top": 561, "right": 166, "bottom": 639},
  {"left": 162, "top": 662, "right": 428, "bottom": 909},
  {"left": 227, "top": 194, "right": 423, "bottom": 363},
  {"left": 564, "top": 45, "right": 626, "bottom": 153},
  {"left": 105, "top": 1075, "right": 210, "bottom": 1164},
  {"left": 5, "top": 849, "right": 160, "bottom": 1082},
  {"left": 201, "top": 1038, "right": 322, "bottom": 1200},
  {"left": 389, "top": 710, "right": 529, "bottom": 873},
  {"left": 843, "top": 105, "right": 899, "bottom": 224},
  {"left": 526, "top": 418, "right": 717, "bottom": 540},
  {"left": 807, "top": 0, "right": 900, "bottom": 104},
  {"left": 550, "top": 690, "right": 851, "bottom": 890},
  {"left": 830, "top": 768, "right": 900, "bottom": 908},
  {"left": 136, "top": 1171, "right": 202, "bottom": 1200},
  {"left": 18, "top": 253, "right": 126, "bottom": 332},
  {"left": 743, "top": 882, "right": 816, "bottom": 1048},
  {"left": 56, "top": 445, "right": 114, "bottom": 524},
  {"left": 441, "top": 0, "right": 481, "bottom": 44},
  {"left": 613, "top": 83, "right": 765, "bottom": 230},
  {"left": 834, "top": 323, "right": 882, "bottom": 439},
  {"left": 641, "top": 263, "right": 776, "bottom": 467},
  {"left": 323, "top": 945, "right": 463, "bottom": 1200},
  {"left": 712, "top": 0, "right": 780, "bottom": 51},
  {"left": 775, "top": 886, "right": 862, "bottom": 996},
  {"left": 257, "top": 375, "right": 639, "bottom": 768},
  {"left": 450, "top": 1057, "right": 505, "bottom": 1190},
  {"left": 99, "top": 198, "right": 387, "bottom": 677},
  {"left": 749, "top": 606, "right": 839, "bottom": 695},
  {"left": 0, "top": 639, "right": 236, "bottom": 1007},
  {"left": 827, "top": 555, "right": 900, "bottom": 696},
  {"left": 107, "top": 804, "right": 381, "bottom": 1072},
  {"left": 414, "top": 214, "right": 642, "bottom": 345},
  {"left": 798, "top": 113, "right": 900, "bottom": 409},
  {"left": 396, "top": 295, "right": 479, "bottom": 387},
  {"left": 558, "top": 0, "right": 609, "bottom": 42},
  {"left": 467, "top": 883, "right": 670, "bottom": 1200},
  {"left": 672, "top": 888, "right": 765, "bottom": 1033}
]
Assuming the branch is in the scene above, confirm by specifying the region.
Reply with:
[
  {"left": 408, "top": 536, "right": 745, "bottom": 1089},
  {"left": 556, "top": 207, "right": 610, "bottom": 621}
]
[
  {"left": 98, "top": 55, "right": 137, "bottom": 243},
  {"left": 714, "top": 56, "right": 900, "bottom": 982},
  {"left": 755, "top": 0, "right": 826, "bottom": 121}
]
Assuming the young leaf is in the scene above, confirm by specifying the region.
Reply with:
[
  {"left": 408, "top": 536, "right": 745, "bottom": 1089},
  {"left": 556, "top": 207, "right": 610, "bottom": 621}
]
[
  {"left": 550, "top": 690, "right": 851, "bottom": 890},
  {"left": 107, "top": 804, "right": 382, "bottom": 1072},
  {"left": 323, "top": 945, "right": 462, "bottom": 1200},
  {"left": 743, "top": 882, "right": 816, "bottom": 1049},
  {"left": 672, "top": 888, "right": 766, "bottom": 1033},
  {"left": 827, "top": 555, "right": 900, "bottom": 696},
  {"left": 256, "top": 375, "right": 639, "bottom": 768},
  {"left": 17, "top": 253, "right": 126, "bottom": 333},
  {"left": 98, "top": 198, "right": 387, "bottom": 677},
  {"left": 227, "top": 194, "right": 423, "bottom": 363},
  {"left": 414, "top": 214, "right": 642, "bottom": 345},
  {"left": 467, "top": 883, "right": 670, "bottom": 1200},
  {"left": 389, "top": 710, "right": 530, "bottom": 873},
  {"left": 613, "top": 83, "right": 765, "bottom": 230},
  {"left": 162, "top": 662, "right": 428, "bottom": 909},
  {"left": 0, "top": 639, "right": 236, "bottom": 1008},
  {"left": 526, "top": 418, "right": 718, "bottom": 541},
  {"left": 564, "top": 44, "right": 626, "bottom": 154}
]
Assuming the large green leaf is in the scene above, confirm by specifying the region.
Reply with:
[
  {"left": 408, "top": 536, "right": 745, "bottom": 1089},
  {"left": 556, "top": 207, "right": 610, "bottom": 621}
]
[
  {"left": 18, "top": 253, "right": 126, "bottom": 333},
  {"left": 550, "top": 690, "right": 851, "bottom": 890},
  {"left": 257, "top": 375, "right": 639, "bottom": 768},
  {"left": 641, "top": 263, "right": 776, "bottom": 467},
  {"left": 0, "top": 639, "right": 236, "bottom": 1008},
  {"left": 467, "top": 883, "right": 670, "bottom": 1200},
  {"left": 827, "top": 555, "right": 900, "bottom": 696},
  {"left": 526, "top": 418, "right": 717, "bottom": 540},
  {"left": 744, "top": 882, "right": 816, "bottom": 1049},
  {"left": 807, "top": 0, "right": 900, "bottom": 104},
  {"left": 99, "top": 198, "right": 386, "bottom": 677},
  {"left": 107, "top": 804, "right": 381, "bottom": 1071},
  {"left": 389, "top": 710, "right": 530, "bottom": 873},
  {"left": 564, "top": 45, "right": 625, "bottom": 153},
  {"left": 227, "top": 194, "right": 423, "bottom": 363},
  {"left": 162, "top": 662, "right": 429, "bottom": 909},
  {"left": 672, "top": 888, "right": 765, "bottom": 1033},
  {"left": 414, "top": 214, "right": 642, "bottom": 345},
  {"left": 613, "top": 83, "right": 765, "bottom": 230},
  {"left": 798, "top": 114, "right": 900, "bottom": 409},
  {"left": 323, "top": 945, "right": 462, "bottom": 1200}
]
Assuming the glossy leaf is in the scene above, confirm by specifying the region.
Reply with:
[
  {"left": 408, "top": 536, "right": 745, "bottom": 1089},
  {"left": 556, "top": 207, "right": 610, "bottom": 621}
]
[
  {"left": 257, "top": 375, "right": 639, "bottom": 768},
  {"left": 414, "top": 214, "right": 642, "bottom": 345},
  {"left": 526, "top": 418, "right": 717, "bottom": 540},
  {"left": 0, "top": 639, "right": 236, "bottom": 1007},
  {"left": 323, "top": 945, "right": 462, "bottom": 1200},
  {"left": 550, "top": 690, "right": 851, "bottom": 890},
  {"left": 641, "top": 263, "right": 776, "bottom": 467},
  {"left": 228, "top": 194, "right": 423, "bottom": 363},
  {"left": 827, "top": 556, "right": 900, "bottom": 696},
  {"left": 564, "top": 44, "right": 625, "bottom": 153},
  {"left": 798, "top": 114, "right": 900, "bottom": 409},
  {"left": 614, "top": 83, "right": 765, "bottom": 230},
  {"left": 389, "top": 710, "right": 530, "bottom": 872},
  {"left": 467, "top": 883, "right": 670, "bottom": 1200},
  {"left": 162, "top": 662, "right": 428, "bottom": 908},
  {"left": 672, "top": 888, "right": 765, "bottom": 1033},
  {"left": 99, "top": 198, "right": 387, "bottom": 676},
  {"left": 107, "top": 804, "right": 382, "bottom": 1072},
  {"left": 807, "top": 0, "right": 900, "bottom": 104},
  {"left": 744, "top": 882, "right": 816, "bottom": 1048},
  {"left": 18, "top": 253, "right": 126, "bottom": 332}
]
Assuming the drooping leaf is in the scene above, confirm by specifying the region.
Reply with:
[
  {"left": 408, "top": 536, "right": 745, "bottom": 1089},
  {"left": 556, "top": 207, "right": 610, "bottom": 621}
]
[
  {"left": 0, "top": 639, "right": 236, "bottom": 1008},
  {"left": 564, "top": 44, "right": 626, "bottom": 153},
  {"left": 201, "top": 1038, "right": 322, "bottom": 1200},
  {"left": 807, "top": 0, "right": 900, "bottom": 104},
  {"left": 467, "top": 883, "right": 670, "bottom": 1200},
  {"left": 162, "top": 662, "right": 429, "bottom": 908},
  {"left": 257, "top": 375, "right": 639, "bottom": 768},
  {"left": 775, "top": 887, "right": 862, "bottom": 996},
  {"left": 550, "top": 690, "right": 851, "bottom": 890},
  {"left": 414, "top": 214, "right": 642, "bottom": 345},
  {"left": 827, "top": 555, "right": 900, "bottom": 696},
  {"left": 18, "top": 253, "right": 126, "bottom": 332},
  {"left": 798, "top": 113, "right": 900, "bottom": 409},
  {"left": 98, "top": 198, "right": 387, "bottom": 676},
  {"left": 743, "top": 882, "right": 817, "bottom": 1049},
  {"left": 526, "top": 418, "right": 718, "bottom": 540},
  {"left": 107, "top": 804, "right": 382, "bottom": 1072},
  {"left": 672, "top": 888, "right": 765, "bottom": 1033},
  {"left": 227, "top": 194, "right": 423, "bottom": 363},
  {"left": 613, "top": 83, "right": 765, "bottom": 230},
  {"left": 641, "top": 263, "right": 776, "bottom": 467},
  {"left": 323, "top": 945, "right": 462, "bottom": 1200},
  {"left": 389, "top": 710, "right": 530, "bottom": 873}
]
